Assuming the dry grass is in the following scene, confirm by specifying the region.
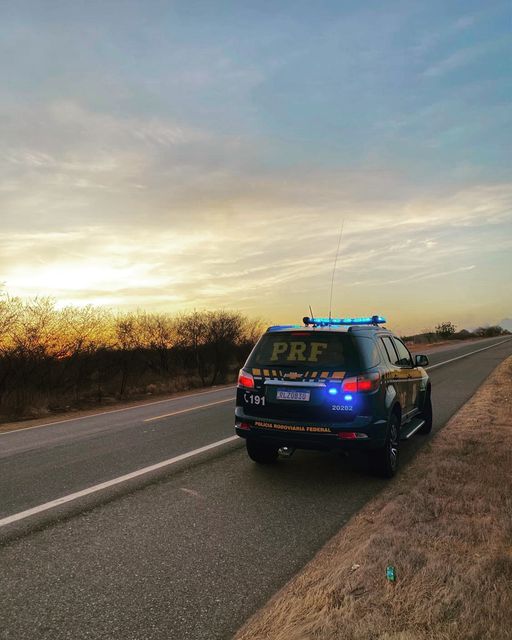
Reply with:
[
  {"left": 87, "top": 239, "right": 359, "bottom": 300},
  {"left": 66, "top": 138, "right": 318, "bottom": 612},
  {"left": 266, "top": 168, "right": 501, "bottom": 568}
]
[{"left": 235, "top": 357, "right": 512, "bottom": 640}]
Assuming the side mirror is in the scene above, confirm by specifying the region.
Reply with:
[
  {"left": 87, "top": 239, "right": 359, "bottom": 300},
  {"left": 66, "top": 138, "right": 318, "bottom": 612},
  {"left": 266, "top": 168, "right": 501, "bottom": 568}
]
[{"left": 415, "top": 354, "right": 429, "bottom": 367}]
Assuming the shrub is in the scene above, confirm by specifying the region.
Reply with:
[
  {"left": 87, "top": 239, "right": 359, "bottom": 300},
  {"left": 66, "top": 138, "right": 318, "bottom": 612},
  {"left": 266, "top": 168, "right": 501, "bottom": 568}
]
[
  {"left": 435, "top": 321, "right": 457, "bottom": 339},
  {"left": 0, "top": 293, "right": 263, "bottom": 419}
]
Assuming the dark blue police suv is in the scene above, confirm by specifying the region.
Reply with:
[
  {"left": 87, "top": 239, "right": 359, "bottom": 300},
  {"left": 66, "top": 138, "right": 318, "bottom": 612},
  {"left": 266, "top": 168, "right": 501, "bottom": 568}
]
[{"left": 235, "top": 316, "right": 432, "bottom": 477}]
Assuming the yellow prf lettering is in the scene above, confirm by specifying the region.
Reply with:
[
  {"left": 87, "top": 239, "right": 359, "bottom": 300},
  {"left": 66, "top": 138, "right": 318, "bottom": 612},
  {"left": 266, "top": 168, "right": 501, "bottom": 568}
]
[
  {"left": 309, "top": 342, "right": 328, "bottom": 363},
  {"left": 270, "top": 342, "right": 288, "bottom": 361},
  {"left": 288, "top": 341, "right": 307, "bottom": 361}
]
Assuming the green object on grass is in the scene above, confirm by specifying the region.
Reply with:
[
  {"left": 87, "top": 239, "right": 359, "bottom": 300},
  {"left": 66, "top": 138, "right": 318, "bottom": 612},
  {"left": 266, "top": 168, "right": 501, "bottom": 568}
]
[{"left": 386, "top": 565, "right": 396, "bottom": 582}]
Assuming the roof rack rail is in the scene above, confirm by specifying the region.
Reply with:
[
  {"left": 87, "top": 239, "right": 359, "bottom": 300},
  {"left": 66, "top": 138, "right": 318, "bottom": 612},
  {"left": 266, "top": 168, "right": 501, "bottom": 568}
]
[{"left": 267, "top": 324, "right": 301, "bottom": 332}]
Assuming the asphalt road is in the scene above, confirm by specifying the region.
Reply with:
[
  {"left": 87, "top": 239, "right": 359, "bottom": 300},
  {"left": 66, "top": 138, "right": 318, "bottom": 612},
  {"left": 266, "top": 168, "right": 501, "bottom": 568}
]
[{"left": 1, "top": 336, "right": 511, "bottom": 640}]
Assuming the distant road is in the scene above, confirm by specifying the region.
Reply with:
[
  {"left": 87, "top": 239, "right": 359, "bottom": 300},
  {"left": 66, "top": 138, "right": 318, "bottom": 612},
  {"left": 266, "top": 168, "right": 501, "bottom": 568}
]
[{"left": 1, "top": 336, "right": 511, "bottom": 640}]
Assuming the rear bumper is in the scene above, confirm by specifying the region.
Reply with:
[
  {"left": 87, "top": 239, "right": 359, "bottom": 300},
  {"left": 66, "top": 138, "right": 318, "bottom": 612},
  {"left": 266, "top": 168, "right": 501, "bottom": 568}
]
[{"left": 235, "top": 407, "right": 387, "bottom": 450}]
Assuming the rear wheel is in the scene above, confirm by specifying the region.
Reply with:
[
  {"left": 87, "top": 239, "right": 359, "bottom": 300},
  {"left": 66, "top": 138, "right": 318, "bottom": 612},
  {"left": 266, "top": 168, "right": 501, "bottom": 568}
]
[
  {"left": 246, "top": 440, "right": 279, "bottom": 464},
  {"left": 419, "top": 391, "right": 433, "bottom": 434},
  {"left": 369, "top": 413, "right": 400, "bottom": 478}
]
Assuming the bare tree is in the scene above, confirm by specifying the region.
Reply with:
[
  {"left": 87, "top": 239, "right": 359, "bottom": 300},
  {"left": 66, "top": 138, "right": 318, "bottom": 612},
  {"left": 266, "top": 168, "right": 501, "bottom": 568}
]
[
  {"left": 0, "top": 290, "right": 263, "bottom": 418},
  {"left": 205, "top": 311, "right": 245, "bottom": 385},
  {"left": 136, "top": 311, "right": 177, "bottom": 375},
  {"left": 175, "top": 311, "right": 210, "bottom": 385}
]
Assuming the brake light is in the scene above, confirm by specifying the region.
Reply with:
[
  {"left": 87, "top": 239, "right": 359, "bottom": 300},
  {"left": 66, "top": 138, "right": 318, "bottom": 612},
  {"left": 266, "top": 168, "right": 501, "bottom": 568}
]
[
  {"left": 238, "top": 369, "right": 255, "bottom": 389},
  {"left": 342, "top": 372, "right": 380, "bottom": 393},
  {"left": 357, "top": 378, "right": 375, "bottom": 392},
  {"left": 341, "top": 378, "right": 358, "bottom": 393},
  {"left": 338, "top": 432, "right": 368, "bottom": 439}
]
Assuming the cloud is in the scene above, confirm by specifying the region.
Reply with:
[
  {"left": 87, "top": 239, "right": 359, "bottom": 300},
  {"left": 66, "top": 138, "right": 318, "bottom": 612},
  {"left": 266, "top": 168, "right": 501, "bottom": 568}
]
[
  {"left": 349, "top": 265, "right": 476, "bottom": 287},
  {"left": 422, "top": 40, "right": 500, "bottom": 78},
  {"left": 4, "top": 98, "right": 508, "bottom": 249},
  {"left": 453, "top": 15, "right": 476, "bottom": 31},
  {"left": 0, "top": 100, "right": 415, "bottom": 239},
  {"left": 2, "top": 177, "right": 510, "bottom": 323}
]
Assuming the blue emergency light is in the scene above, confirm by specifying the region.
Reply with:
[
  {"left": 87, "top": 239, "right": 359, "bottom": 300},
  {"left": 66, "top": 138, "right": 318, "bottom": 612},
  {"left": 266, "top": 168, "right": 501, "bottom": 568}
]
[
  {"left": 303, "top": 315, "right": 386, "bottom": 327},
  {"left": 266, "top": 324, "right": 302, "bottom": 332}
]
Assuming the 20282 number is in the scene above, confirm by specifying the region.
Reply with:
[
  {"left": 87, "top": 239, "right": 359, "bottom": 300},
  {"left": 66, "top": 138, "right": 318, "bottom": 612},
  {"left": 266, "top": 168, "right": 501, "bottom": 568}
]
[{"left": 331, "top": 404, "right": 351, "bottom": 411}]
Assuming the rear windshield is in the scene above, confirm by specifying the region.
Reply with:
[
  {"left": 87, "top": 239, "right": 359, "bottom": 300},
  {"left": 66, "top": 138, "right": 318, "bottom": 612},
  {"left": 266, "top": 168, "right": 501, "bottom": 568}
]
[{"left": 247, "top": 331, "right": 362, "bottom": 370}]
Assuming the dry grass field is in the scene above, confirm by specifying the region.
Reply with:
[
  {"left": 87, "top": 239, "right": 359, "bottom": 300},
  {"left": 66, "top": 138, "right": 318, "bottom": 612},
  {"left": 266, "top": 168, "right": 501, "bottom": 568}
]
[{"left": 235, "top": 357, "right": 512, "bottom": 640}]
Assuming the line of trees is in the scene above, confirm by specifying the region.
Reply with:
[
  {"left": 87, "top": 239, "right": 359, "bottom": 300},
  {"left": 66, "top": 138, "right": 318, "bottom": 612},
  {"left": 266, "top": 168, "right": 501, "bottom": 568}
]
[
  {"left": 0, "top": 294, "right": 263, "bottom": 419},
  {"left": 403, "top": 322, "right": 510, "bottom": 344}
]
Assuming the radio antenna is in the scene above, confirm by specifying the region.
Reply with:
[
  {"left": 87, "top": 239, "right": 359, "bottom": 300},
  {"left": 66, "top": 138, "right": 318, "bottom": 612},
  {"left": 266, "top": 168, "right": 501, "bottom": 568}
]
[{"left": 328, "top": 218, "right": 345, "bottom": 321}]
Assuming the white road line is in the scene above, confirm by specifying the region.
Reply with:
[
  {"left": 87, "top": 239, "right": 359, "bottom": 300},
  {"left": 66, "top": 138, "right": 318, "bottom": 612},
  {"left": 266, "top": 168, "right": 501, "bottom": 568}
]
[
  {"left": 425, "top": 338, "right": 512, "bottom": 371},
  {"left": 144, "top": 398, "right": 233, "bottom": 422},
  {"left": 0, "top": 386, "right": 236, "bottom": 437},
  {"left": 0, "top": 436, "right": 239, "bottom": 528}
]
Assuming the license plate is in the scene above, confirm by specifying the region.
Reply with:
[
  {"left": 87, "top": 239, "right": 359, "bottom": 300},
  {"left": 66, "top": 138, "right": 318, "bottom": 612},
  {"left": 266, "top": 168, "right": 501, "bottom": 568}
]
[{"left": 276, "top": 389, "right": 310, "bottom": 402}]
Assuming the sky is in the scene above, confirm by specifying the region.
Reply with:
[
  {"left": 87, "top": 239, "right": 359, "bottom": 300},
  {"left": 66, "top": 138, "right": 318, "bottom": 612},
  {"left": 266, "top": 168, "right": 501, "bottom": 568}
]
[{"left": 1, "top": 0, "right": 511, "bottom": 335}]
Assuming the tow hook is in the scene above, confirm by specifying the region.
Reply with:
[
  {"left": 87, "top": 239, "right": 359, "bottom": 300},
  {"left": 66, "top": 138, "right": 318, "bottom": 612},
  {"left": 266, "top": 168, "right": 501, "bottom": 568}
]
[{"left": 278, "top": 446, "right": 295, "bottom": 458}]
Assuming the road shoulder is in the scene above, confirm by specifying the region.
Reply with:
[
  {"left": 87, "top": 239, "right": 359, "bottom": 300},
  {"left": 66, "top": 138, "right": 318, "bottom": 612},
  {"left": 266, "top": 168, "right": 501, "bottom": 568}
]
[
  {"left": 235, "top": 356, "right": 512, "bottom": 640},
  {"left": 0, "top": 383, "right": 235, "bottom": 434}
]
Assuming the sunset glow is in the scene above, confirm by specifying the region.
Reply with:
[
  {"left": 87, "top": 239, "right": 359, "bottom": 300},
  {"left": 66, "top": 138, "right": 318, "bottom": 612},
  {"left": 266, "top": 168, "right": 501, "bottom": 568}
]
[{"left": 1, "top": 1, "right": 511, "bottom": 335}]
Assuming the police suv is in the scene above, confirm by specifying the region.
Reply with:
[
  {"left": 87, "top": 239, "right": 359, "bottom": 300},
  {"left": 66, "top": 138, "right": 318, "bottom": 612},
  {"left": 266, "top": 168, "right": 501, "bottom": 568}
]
[{"left": 235, "top": 316, "right": 432, "bottom": 477}]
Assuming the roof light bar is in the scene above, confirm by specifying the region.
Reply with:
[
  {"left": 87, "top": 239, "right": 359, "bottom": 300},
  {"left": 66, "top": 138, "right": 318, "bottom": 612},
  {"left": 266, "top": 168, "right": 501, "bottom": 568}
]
[{"left": 303, "top": 315, "right": 386, "bottom": 327}]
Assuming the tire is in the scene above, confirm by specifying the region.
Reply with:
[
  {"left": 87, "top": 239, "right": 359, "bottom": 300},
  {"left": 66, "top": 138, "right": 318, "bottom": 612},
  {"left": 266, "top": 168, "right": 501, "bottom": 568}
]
[
  {"left": 246, "top": 440, "right": 279, "bottom": 464},
  {"left": 369, "top": 413, "right": 400, "bottom": 478},
  {"left": 419, "top": 391, "right": 433, "bottom": 434}
]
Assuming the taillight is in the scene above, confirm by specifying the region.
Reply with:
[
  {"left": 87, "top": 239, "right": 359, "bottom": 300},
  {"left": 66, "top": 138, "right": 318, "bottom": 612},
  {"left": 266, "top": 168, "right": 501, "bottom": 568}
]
[
  {"left": 238, "top": 369, "right": 255, "bottom": 389},
  {"left": 342, "top": 372, "right": 381, "bottom": 393},
  {"left": 337, "top": 432, "right": 369, "bottom": 440},
  {"left": 357, "top": 376, "right": 378, "bottom": 392},
  {"left": 341, "top": 378, "right": 358, "bottom": 393}
]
